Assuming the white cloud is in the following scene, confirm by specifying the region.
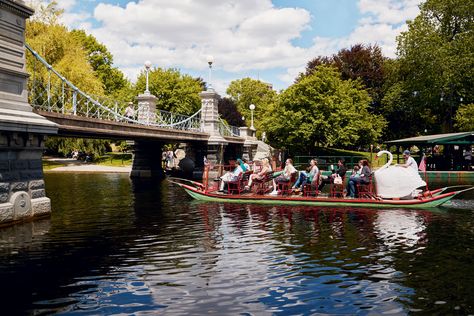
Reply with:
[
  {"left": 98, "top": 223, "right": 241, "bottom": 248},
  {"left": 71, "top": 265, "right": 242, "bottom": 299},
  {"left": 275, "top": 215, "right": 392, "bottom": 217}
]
[
  {"left": 59, "top": 0, "right": 76, "bottom": 10},
  {"left": 52, "top": 0, "right": 422, "bottom": 92},
  {"left": 348, "top": 0, "right": 419, "bottom": 58},
  {"left": 61, "top": 11, "right": 91, "bottom": 28},
  {"left": 358, "top": 0, "right": 420, "bottom": 24},
  {"left": 88, "top": 0, "right": 312, "bottom": 77}
]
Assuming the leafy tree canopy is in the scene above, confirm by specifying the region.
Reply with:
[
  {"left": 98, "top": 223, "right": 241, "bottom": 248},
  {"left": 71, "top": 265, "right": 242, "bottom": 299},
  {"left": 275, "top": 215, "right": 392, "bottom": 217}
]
[
  {"left": 301, "top": 44, "right": 386, "bottom": 113},
  {"left": 218, "top": 97, "right": 244, "bottom": 127},
  {"left": 454, "top": 103, "right": 474, "bottom": 131},
  {"left": 385, "top": 0, "right": 474, "bottom": 135},
  {"left": 26, "top": 21, "right": 105, "bottom": 96},
  {"left": 226, "top": 78, "right": 277, "bottom": 136},
  {"left": 264, "top": 66, "right": 386, "bottom": 152},
  {"left": 71, "top": 30, "right": 131, "bottom": 97},
  {"left": 45, "top": 137, "right": 111, "bottom": 158}
]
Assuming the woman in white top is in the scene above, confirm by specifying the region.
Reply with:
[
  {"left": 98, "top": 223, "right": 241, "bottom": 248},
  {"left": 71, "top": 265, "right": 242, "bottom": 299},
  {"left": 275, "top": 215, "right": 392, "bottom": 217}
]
[
  {"left": 219, "top": 158, "right": 248, "bottom": 191},
  {"left": 270, "top": 159, "right": 297, "bottom": 195},
  {"left": 245, "top": 158, "right": 272, "bottom": 190}
]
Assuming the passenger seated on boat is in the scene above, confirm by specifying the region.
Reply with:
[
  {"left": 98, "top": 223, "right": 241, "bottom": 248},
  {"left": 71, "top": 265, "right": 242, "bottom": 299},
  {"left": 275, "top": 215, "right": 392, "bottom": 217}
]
[
  {"left": 347, "top": 160, "right": 371, "bottom": 198},
  {"left": 319, "top": 159, "right": 347, "bottom": 191},
  {"left": 301, "top": 171, "right": 319, "bottom": 196},
  {"left": 219, "top": 158, "right": 247, "bottom": 192},
  {"left": 292, "top": 159, "right": 319, "bottom": 192},
  {"left": 242, "top": 158, "right": 251, "bottom": 172},
  {"left": 350, "top": 165, "right": 360, "bottom": 179},
  {"left": 245, "top": 158, "right": 272, "bottom": 190},
  {"left": 270, "top": 159, "right": 297, "bottom": 195}
]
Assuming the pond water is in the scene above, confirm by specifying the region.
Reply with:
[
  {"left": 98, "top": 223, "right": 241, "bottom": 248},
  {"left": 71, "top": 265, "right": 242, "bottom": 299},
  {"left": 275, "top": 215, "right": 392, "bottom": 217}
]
[{"left": 0, "top": 173, "right": 473, "bottom": 315}]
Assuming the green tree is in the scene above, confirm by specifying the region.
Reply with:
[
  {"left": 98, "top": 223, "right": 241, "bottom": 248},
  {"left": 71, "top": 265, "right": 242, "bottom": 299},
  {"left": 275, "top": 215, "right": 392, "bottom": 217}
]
[
  {"left": 135, "top": 68, "right": 202, "bottom": 115},
  {"left": 264, "top": 66, "right": 386, "bottom": 152},
  {"left": 26, "top": 21, "right": 105, "bottom": 96},
  {"left": 26, "top": 1, "right": 131, "bottom": 157},
  {"left": 226, "top": 78, "right": 277, "bottom": 136},
  {"left": 386, "top": 0, "right": 474, "bottom": 135},
  {"left": 71, "top": 30, "right": 132, "bottom": 98},
  {"left": 301, "top": 44, "right": 386, "bottom": 113},
  {"left": 454, "top": 103, "right": 474, "bottom": 131},
  {"left": 218, "top": 97, "right": 244, "bottom": 127},
  {"left": 45, "top": 137, "right": 111, "bottom": 158}
]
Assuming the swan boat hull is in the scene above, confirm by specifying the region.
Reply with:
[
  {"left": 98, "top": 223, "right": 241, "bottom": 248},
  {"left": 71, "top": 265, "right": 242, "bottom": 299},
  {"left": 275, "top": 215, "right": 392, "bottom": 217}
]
[{"left": 174, "top": 180, "right": 470, "bottom": 209}]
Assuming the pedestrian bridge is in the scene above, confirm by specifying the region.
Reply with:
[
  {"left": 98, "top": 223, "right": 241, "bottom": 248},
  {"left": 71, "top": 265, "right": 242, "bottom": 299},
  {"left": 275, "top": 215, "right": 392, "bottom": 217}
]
[
  {"left": 0, "top": 1, "right": 259, "bottom": 225},
  {"left": 26, "top": 44, "right": 245, "bottom": 144}
]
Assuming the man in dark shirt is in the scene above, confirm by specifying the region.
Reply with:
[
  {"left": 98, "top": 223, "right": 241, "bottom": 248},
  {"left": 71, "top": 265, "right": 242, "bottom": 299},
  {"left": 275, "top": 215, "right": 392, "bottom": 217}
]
[{"left": 319, "top": 159, "right": 347, "bottom": 191}]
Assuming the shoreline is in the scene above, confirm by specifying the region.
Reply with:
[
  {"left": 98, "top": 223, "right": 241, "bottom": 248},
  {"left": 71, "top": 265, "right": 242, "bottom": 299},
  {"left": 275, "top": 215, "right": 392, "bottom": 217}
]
[{"left": 44, "top": 158, "right": 131, "bottom": 173}]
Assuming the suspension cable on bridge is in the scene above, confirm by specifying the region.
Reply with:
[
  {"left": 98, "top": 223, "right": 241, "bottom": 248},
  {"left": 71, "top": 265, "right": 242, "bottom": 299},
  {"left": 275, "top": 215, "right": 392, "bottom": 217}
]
[{"left": 25, "top": 44, "right": 203, "bottom": 132}]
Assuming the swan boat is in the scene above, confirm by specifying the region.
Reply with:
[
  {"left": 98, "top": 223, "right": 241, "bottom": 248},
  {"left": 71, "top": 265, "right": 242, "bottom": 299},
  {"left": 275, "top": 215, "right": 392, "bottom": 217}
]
[
  {"left": 172, "top": 151, "right": 472, "bottom": 209},
  {"left": 171, "top": 181, "right": 472, "bottom": 210}
]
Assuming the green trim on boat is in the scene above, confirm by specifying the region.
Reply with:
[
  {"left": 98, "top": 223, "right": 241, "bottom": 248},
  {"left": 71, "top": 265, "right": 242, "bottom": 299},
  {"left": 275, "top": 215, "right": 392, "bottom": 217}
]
[{"left": 183, "top": 188, "right": 456, "bottom": 209}]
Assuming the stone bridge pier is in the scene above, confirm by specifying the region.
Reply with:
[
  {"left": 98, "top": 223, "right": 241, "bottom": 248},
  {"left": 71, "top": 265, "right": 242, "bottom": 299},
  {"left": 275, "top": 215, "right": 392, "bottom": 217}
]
[
  {"left": 0, "top": 1, "right": 58, "bottom": 225},
  {"left": 129, "top": 140, "right": 165, "bottom": 179}
]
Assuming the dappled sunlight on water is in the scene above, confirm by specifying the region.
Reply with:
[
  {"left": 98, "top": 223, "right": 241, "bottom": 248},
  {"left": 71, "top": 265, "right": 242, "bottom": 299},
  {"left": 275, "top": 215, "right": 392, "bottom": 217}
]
[{"left": 0, "top": 174, "right": 472, "bottom": 314}]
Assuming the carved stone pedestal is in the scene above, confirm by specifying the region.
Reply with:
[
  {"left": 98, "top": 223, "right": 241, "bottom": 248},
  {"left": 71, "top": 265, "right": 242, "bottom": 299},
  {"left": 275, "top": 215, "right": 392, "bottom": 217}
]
[
  {"left": 199, "top": 89, "right": 227, "bottom": 167},
  {"left": 136, "top": 92, "right": 158, "bottom": 124},
  {"left": 0, "top": 1, "right": 58, "bottom": 225},
  {"left": 0, "top": 133, "right": 52, "bottom": 224}
]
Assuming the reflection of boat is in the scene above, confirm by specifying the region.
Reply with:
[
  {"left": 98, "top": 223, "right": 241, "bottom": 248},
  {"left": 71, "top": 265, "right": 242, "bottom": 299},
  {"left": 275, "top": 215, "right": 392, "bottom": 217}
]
[
  {"left": 171, "top": 179, "right": 473, "bottom": 209},
  {"left": 374, "top": 211, "right": 427, "bottom": 248}
]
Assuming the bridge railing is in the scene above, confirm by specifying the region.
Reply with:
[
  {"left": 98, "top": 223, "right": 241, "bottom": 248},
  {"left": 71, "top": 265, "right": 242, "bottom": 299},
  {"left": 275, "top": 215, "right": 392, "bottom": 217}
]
[
  {"left": 218, "top": 118, "right": 240, "bottom": 137},
  {"left": 25, "top": 44, "right": 202, "bottom": 132}
]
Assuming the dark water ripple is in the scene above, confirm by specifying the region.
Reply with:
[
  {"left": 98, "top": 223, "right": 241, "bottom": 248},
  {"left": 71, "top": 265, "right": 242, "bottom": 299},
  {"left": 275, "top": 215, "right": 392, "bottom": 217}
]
[{"left": 0, "top": 173, "right": 472, "bottom": 315}]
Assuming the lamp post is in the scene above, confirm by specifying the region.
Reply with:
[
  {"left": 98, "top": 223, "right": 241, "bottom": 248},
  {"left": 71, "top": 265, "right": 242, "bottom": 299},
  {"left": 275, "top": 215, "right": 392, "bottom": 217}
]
[
  {"left": 207, "top": 55, "right": 214, "bottom": 90},
  {"left": 144, "top": 60, "right": 152, "bottom": 95},
  {"left": 249, "top": 103, "right": 255, "bottom": 129}
]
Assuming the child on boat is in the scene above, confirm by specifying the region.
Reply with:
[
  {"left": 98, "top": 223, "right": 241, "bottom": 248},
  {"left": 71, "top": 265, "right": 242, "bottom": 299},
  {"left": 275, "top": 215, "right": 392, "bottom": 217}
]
[{"left": 347, "top": 160, "right": 371, "bottom": 198}]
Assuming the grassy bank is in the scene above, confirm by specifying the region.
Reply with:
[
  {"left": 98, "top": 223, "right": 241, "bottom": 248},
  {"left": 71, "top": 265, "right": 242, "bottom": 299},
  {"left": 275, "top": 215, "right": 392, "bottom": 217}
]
[
  {"left": 42, "top": 160, "right": 67, "bottom": 171},
  {"left": 94, "top": 153, "right": 132, "bottom": 166},
  {"left": 43, "top": 152, "right": 132, "bottom": 170}
]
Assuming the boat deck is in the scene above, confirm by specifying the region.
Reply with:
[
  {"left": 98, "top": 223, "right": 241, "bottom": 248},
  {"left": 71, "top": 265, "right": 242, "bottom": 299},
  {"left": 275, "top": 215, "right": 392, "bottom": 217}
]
[{"left": 212, "top": 190, "right": 358, "bottom": 200}]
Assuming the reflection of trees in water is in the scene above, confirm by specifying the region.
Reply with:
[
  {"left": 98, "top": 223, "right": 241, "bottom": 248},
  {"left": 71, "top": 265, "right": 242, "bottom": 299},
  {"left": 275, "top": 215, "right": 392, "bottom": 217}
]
[{"left": 116, "top": 184, "right": 474, "bottom": 314}]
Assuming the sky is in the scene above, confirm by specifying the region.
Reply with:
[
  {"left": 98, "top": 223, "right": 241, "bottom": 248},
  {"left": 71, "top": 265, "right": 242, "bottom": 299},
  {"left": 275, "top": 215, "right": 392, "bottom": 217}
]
[{"left": 43, "top": 0, "right": 421, "bottom": 95}]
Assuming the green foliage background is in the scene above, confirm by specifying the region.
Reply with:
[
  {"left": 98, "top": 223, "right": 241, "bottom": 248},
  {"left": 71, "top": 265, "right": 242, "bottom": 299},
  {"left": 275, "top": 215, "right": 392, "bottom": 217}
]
[
  {"left": 23, "top": 0, "right": 474, "bottom": 158},
  {"left": 263, "top": 67, "right": 386, "bottom": 152}
]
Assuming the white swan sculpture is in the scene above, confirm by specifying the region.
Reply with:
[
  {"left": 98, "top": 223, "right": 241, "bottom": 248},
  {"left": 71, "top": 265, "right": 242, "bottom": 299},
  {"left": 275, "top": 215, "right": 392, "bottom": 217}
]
[{"left": 374, "top": 150, "right": 427, "bottom": 199}]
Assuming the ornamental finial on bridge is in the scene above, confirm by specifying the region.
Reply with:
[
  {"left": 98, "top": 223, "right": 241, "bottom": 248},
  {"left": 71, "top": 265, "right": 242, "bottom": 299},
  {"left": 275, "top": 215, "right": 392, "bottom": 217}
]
[
  {"left": 144, "top": 60, "right": 152, "bottom": 95},
  {"left": 207, "top": 55, "right": 214, "bottom": 91}
]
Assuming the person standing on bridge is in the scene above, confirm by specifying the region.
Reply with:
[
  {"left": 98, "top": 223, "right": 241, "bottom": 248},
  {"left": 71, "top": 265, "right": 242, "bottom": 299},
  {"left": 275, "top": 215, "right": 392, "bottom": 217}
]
[{"left": 125, "top": 102, "right": 135, "bottom": 121}]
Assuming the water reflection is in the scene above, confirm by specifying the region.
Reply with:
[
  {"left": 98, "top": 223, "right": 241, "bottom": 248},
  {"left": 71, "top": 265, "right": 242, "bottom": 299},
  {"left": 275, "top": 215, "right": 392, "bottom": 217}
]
[
  {"left": 0, "top": 217, "right": 50, "bottom": 253},
  {"left": 0, "top": 174, "right": 472, "bottom": 314}
]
